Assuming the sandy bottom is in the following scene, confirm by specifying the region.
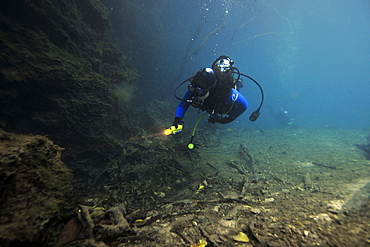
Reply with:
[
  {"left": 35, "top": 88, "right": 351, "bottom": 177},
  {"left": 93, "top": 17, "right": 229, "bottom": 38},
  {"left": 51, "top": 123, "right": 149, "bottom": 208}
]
[
  {"left": 153, "top": 128, "right": 370, "bottom": 246},
  {"left": 64, "top": 129, "right": 370, "bottom": 246}
]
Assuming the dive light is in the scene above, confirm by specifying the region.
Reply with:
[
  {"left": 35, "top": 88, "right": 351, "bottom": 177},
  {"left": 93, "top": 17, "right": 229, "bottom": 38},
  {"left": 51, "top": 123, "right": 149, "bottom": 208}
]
[{"left": 164, "top": 125, "right": 183, "bottom": 135}]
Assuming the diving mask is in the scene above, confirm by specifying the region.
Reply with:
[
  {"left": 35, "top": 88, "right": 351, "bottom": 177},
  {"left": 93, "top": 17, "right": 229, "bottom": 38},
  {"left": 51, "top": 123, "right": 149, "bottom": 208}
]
[
  {"left": 188, "top": 84, "right": 210, "bottom": 98},
  {"left": 187, "top": 85, "right": 210, "bottom": 108}
]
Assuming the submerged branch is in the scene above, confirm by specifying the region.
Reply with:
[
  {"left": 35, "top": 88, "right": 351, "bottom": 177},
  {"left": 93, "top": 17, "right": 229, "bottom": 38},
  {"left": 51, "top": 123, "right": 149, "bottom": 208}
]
[
  {"left": 193, "top": 11, "right": 229, "bottom": 55},
  {"left": 231, "top": 7, "right": 294, "bottom": 45}
]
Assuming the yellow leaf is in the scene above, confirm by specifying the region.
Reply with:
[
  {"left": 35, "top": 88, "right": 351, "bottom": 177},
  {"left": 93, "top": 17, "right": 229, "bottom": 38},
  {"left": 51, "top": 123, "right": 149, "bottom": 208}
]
[
  {"left": 232, "top": 232, "right": 249, "bottom": 242},
  {"left": 190, "top": 239, "right": 207, "bottom": 247},
  {"left": 196, "top": 185, "right": 205, "bottom": 194}
]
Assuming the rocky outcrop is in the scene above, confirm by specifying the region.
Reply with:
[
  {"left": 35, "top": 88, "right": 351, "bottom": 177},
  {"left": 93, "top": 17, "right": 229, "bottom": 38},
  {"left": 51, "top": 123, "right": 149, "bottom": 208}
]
[
  {"left": 0, "top": 0, "right": 139, "bottom": 180},
  {"left": 0, "top": 129, "right": 72, "bottom": 246}
]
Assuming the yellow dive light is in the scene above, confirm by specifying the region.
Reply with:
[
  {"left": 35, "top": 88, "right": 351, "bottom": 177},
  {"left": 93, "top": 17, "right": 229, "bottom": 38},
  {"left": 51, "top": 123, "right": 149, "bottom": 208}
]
[{"left": 164, "top": 125, "right": 183, "bottom": 135}]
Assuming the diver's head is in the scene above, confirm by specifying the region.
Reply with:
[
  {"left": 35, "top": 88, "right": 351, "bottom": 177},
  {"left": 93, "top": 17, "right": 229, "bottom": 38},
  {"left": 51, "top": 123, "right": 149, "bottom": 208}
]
[
  {"left": 188, "top": 68, "right": 216, "bottom": 107},
  {"left": 211, "top": 56, "right": 235, "bottom": 88},
  {"left": 189, "top": 68, "right": 217, "bottom": 97},
  {"left": 212, "top": 55, "right": 234, "bottom": 73}
]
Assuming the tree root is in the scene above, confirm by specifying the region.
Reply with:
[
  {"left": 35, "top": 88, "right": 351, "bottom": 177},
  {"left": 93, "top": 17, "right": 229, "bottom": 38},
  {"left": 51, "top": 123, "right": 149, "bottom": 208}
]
[
  {"left": 76, "top": 205, "right": 132, "bottom": 246},
  {"left": 95, "top": 206, "right": 131, "bottom": 240}
]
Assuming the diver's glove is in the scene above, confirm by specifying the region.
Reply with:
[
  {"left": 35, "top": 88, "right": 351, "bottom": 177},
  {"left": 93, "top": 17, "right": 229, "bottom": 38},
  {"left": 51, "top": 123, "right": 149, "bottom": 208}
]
[{"left": 172, "top": 117, "right": 181, "bottom": 128}]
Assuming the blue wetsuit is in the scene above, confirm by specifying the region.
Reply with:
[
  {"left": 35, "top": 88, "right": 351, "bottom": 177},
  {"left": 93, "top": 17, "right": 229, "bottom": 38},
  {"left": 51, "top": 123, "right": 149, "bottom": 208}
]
[{"left": 175, "top": 88, "right": 249, "bottom": 124}]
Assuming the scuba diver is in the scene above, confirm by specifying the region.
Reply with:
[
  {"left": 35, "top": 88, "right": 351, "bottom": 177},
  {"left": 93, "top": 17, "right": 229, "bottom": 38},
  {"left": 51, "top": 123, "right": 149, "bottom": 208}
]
[
  {"left": 266, "top": 105, "right": 294, "bottom": 128},
  {"left": 165, "top": 55, "right": 264, "bottom": 149}
]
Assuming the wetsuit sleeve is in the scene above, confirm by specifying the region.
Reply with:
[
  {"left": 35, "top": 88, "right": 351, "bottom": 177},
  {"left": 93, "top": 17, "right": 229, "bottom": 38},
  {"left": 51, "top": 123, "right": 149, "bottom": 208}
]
[
  {"left": 219, "top": 89, "right": 248, "bottom": 123},
  {"left": 175, "top": 90, "right": 193, "bottom": 120}
]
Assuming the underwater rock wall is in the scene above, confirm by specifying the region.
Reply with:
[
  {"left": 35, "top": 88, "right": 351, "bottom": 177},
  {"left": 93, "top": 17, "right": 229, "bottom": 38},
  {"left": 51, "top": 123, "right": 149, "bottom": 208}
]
[
  {"left": 0, "top": 129, "right": 72, "bottom": 245},
  {"left": 0, "top": 0, "right": 139, "bottom": 180}
]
